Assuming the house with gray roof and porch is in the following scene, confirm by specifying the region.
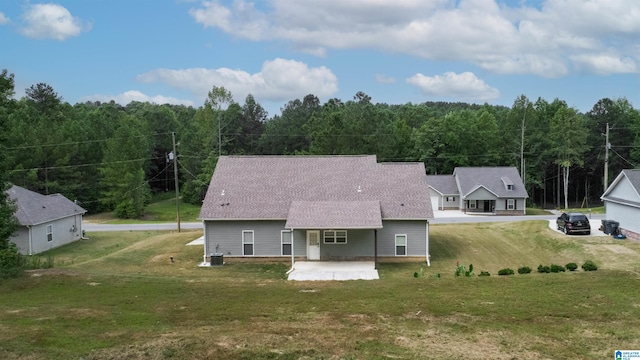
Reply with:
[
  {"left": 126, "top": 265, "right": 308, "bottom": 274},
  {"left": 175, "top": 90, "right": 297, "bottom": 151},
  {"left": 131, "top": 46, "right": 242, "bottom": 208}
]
[
  {"left": 199, "top": 155, "right": 433, "bottom": 270},
  {"left": 7, "top": 185, "right": 87, "bottom": 255},
  {"left": 427, "top": 167, "right": 528, "bottom": 215},
  {"left": 601, "top": 169, "right": 640, "bottom": 240}
]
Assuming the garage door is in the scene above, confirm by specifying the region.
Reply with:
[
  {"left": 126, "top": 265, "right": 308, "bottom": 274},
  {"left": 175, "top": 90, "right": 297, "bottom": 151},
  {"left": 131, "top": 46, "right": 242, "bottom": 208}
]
[{"left": 431, "top": 196, "right": 439, "bottom": 211}]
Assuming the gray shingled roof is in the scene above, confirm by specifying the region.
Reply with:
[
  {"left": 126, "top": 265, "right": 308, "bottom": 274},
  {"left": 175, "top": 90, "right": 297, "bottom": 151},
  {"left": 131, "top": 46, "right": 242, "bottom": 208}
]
[
  {"left": 199, "top": 155, "right": 433, "bottom": 223},
  {"left": 426, "top": 175, "right": 458, "bottom": 195},
  {"left": 6, "top": 185, "right": 87, "bottom": 226},
  {"left": 453, "top": 167, "right": 528, "bottom": 199},
  {"left": 285, "top": 201, "right": 383, "bottom": 229}
]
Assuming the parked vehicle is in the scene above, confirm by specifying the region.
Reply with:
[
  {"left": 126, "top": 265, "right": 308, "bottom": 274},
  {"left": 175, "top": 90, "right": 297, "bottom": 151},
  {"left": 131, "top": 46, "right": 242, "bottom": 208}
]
[{"left": 556, "top": 212, "right": 591, "bottom": 235}]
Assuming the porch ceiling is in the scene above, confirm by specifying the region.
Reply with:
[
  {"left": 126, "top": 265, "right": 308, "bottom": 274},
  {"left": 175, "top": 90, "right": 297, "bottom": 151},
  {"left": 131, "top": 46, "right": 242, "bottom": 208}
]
[{"left": 285, "top": 200, "right": 383, "bottom": 229}]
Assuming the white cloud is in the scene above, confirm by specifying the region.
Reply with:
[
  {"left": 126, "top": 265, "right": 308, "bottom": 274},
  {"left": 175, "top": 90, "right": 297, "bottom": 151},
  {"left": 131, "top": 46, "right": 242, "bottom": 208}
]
[
  {"left": 137, "top": 58, "right": 339, "bottom": 104},
  {"left": 570, "top": 53, "right": 637, "bottom": 75},
  {"left": 375, "top": 74, "right": 396, "bottom": 84},
  {"left": 79, "top": 91, "right": 195, "bottom": 107},
  {"left": 188, "top": 0, "right": 640, "bottom": 77},
  {"left": 19, "top": 3, "right": 90, "bottom": 40},
  {"left": 406, "top": 72, "right": 500, "bottom": 102},
  {"left": 0, "top": 12, "right": 10, "bottom": 25}
]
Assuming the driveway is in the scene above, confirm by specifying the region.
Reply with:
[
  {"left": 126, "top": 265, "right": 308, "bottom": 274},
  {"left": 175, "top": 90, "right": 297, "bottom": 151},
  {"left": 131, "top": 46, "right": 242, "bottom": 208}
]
[{"left": 547, "top": 219, "right": 609, "bottom": 237}]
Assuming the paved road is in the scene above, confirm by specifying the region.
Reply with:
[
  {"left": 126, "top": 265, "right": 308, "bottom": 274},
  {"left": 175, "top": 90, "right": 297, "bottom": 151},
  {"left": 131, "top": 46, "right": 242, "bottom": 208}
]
[
  {"left": 84, "top": 213, "right": 605, "bottom": 231},
  {"left": 430, "top": 213, "right": 605, "bottom": 224}
]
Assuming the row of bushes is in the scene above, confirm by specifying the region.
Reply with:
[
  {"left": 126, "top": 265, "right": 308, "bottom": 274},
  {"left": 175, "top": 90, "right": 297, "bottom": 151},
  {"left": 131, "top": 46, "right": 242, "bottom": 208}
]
[{"left": 492, "top": 260, "right": 598, "bottom": 276}]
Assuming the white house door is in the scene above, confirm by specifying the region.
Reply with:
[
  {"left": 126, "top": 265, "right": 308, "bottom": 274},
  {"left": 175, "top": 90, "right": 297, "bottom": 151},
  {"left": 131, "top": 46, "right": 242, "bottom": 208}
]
[
  {"left": 306, "top": 230, "right": 320, "bottom": 260},
  {"left": 431, "top": 196, "right": 439, "bottom": 211}
]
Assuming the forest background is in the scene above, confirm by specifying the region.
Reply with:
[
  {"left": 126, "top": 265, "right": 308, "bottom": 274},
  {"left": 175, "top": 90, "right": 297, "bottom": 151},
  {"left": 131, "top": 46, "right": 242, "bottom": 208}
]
[{"left": 2, "top": 68, "right": 639, "bottom": 218}]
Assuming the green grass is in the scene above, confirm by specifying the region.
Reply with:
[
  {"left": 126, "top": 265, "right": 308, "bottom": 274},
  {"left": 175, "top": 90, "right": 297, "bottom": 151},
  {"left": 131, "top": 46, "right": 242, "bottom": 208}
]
[
  {"left": 2, "top": 222, "right": 640, "bottom": 359},
  {"left": 85, "top": 197, "right": 201, "bottom": 223}
]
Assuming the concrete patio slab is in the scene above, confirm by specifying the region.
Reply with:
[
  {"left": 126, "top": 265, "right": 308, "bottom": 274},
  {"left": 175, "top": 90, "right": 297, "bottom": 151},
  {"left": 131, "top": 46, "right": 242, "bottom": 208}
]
[
  {"left": 187, "top": 236, "right": 204, "bottom": 246},
  {"left": 287, "top": 261, "right": 379, "bottom": 281}
]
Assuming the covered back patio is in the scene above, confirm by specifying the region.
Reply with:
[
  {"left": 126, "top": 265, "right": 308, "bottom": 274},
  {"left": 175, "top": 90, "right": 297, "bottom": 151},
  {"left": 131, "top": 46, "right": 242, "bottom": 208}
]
[{"left": 285, "top": 200, "right": 383, "bottom": 280}]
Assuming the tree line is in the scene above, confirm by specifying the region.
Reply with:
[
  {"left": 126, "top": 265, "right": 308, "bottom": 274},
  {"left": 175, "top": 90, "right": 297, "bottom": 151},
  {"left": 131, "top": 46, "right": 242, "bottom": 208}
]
[{"left": 2, "top": 69, "right": 640, "bottom": 220}]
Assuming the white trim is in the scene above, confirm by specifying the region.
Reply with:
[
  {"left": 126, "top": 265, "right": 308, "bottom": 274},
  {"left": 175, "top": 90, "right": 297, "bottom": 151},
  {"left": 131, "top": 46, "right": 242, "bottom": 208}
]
[
  {"left": 202, "top": 221, "right": 208, "bottom": 263},
  {"left": 242, "top": 230, "right": 254, "bottom": 256},
  {"left": 395, "top": 234, "right": 407, "bottom": 256},
  {"left": 28, "top": 225, "right": 33, "bottom": 256},
  {"left": 468, "top": 200, "right": 477, "bottom": 209},
  {"left": 507, "top": 198, "right": 515, "bottom": 210},
  {"left": 281, "top": 230, "right": 292, "bottom": 256},
  {"left": 463, "top": 185, "right": 500, "bottom": 198},
  {"left": 425, "top": 222, "right": 430, "bottom": 266},
  {"left": 290, "top": 228, "right": 295, "bottom": 269}
]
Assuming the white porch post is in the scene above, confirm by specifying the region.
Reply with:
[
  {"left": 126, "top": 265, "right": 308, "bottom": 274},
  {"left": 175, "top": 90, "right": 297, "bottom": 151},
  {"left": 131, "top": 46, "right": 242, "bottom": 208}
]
[
  {"left": 290, "top": 228, "right": 295, "bottom": 269},
  {"left": 425, "top": 221, "right": 430, "bottom": 266},
  {"left": 203, "top": 221, "right": 208, "bottom": 264}
]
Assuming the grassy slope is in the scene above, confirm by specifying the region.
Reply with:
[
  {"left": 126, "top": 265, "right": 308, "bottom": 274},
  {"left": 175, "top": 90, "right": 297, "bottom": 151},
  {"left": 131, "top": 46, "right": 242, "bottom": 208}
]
[{"left": 1, "top": 222, "right": 639, "bottom": 359}]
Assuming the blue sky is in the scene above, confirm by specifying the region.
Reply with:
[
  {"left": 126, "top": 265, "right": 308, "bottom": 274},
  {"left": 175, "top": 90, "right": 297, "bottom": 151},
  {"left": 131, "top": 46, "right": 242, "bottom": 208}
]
[{"left": 1, "top": 0, "right": 639, "bottom": 117}]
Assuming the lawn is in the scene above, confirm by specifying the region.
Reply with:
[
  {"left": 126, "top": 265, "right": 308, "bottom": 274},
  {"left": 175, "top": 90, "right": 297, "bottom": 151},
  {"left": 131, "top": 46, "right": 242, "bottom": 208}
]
[
  {"left": 1, "top": 221, "right": 639, "bottom": 359},
  {"left": 84, "top": 197, "right": 201, "bottom": 223}
]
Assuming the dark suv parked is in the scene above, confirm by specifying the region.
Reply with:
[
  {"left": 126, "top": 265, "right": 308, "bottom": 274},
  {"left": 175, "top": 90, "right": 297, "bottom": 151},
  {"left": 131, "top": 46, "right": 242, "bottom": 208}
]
[{"left": 556, "top": 212, "right": 590, "bottom": 235}]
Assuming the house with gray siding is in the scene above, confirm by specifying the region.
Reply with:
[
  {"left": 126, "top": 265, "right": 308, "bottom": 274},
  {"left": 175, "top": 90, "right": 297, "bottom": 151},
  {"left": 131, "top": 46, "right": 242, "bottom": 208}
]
[
  {"left": 7, "top": 185, "right": 87, "bottom": 255},
  {"left": 601, "top": 169, "right": 640, "bottom": 240},
  {"left": 428, "top": 167, "right": 528, "bottom": 215},
  {"left": 199, "top": 155, "right": 433, "bottom": 268}
]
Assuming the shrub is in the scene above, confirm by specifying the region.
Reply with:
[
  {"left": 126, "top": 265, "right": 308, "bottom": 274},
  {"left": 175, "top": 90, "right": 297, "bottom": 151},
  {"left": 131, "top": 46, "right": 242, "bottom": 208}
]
[
  {"left": 0, "top": 243, "right": 26, "bottom": 279},
  {"left": 498, "top": 268, "right": 514, "bottom": 276},
  {"left": 550, "top": 264, "right": 566, "bottom": 273},
  {"left": 537, "top": 264, "right": 551, "bottom": 273},
  {"left": 455, "top": 262, "right": 473, "bottom": 277},
  {"left": 479, "top": 271, "right": 490, "bottom": 277},
  {"left": 566, "top": 262, "right": 578, "bottom": 271},
  {"left": 582, "top": 260, "right": 598, "bottom": 271},
  {"left": 517, "top": 266, "right": 532, "bottom": 274}
]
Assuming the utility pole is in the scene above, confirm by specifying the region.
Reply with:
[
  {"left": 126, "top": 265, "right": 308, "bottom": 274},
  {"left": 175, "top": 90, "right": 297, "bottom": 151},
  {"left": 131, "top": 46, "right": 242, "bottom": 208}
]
[
  {"left": 218, "top": 112, "right": 221, "bottom": 156},
  {"left": 520, "top": 99, "right": 527, "bottom": 186},
  {"left": 172, "top": 132, "right": 181, "bottom": 232},
  {"left": 604, "top": 123, "right": 610, "bottom": 193}
]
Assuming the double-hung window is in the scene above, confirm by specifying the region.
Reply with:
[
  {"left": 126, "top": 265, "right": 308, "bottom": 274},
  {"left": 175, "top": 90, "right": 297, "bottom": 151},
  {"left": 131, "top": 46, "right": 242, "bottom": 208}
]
[
  {"left": 242, "top": 230, "right": 254, "bottom": 256},
  {"left": 281, "top": 230, "right": 292, "bottom": 256},
  {"left": 324, "top": 230, "right": 347, "bottom": 244},
  {"left": 469, "top": 200, "right": 477, "bottom": 209},
  {"left": 507, "top": 199, "right": 515, "bottom": 210},
  {"left": 395, "top": 234, "right": 407, "bottom": 256},
  {"left": 46, "top": 224, "right": 53, "bottom": 242}
]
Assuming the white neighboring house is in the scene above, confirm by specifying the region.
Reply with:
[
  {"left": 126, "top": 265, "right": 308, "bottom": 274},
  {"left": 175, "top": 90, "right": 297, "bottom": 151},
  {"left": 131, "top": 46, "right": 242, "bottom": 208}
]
[
  {"left": 428, "top": 167, "right": 528, "bottom": 215},
  {"left": 6, "top": 185, "right": 87, "bottom": 255},
  {"left": 601, "top": 169, "right": 640, "bottom": 240}
]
